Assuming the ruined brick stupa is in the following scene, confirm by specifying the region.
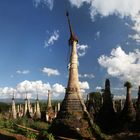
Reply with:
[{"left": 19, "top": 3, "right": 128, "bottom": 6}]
[{"left": 51, "top": 12, "right": 94, "bottom": 139}]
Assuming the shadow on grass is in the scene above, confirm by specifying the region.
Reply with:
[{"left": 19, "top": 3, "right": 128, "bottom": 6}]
[{"left": 0, "top": 133, "right": 16, "bottom": 140}]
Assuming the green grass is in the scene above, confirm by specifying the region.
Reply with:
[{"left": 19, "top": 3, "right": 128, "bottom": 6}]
[{"left": 0, "top": 113, "right": 56, "bottom": 140}]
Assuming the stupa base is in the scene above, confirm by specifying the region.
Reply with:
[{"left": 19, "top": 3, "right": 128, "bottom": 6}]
[{"left": 50, "top": 111, "right": 95, "bottom": 140}]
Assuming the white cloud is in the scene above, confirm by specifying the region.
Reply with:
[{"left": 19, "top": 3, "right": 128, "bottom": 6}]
[
  {"left": 68, "top": 0, "right": 91, "bottom": 8},
  {"left": 16, "top": 80, "right": 65, "bottom": 98},
  {"left": 33, "top": 0, "right": 54, "bottom": 10},
  {"left": 114, "top": 95, "right": 126, "bottom": 99},
  {"left": 0, "top": 80, "right": 65, "bottom": 99},
  {"left": 44, "top": 30, "right": 59, "bottom": 48},
  {"left": 79, "top": 73, "right": 95, "bottom": 78},
  {"left": 98, "top": 46, "right": 140, "bottom": 86},
  {"left": 16, "top": 70, "right": 30, "bottom": 75},
  {"left": 77, "top": 44, "right": 89, "bottom": 57},
  {"left": 42, "top": 67, "right": 60, "bottom": 76},
  {"left": 0, "top": 87, "right": 16, "bottom": 98},
  {"left": 69, "top": 0, "right": 140, "bottom": 20},
  {"left": 69, "top": 0, "right": 140, "bottom": 43},
  {"left": 52, "top": 83, "right": 65, "bottom": 97},
  {"left": 79, "top": 81, "right": 89, "bottom": 93},
  {"left": 0, "top": 80, "right": 89, "bottom": 99},
  {"left": 96, "top": 86, "right": 102, "bottom": 90},
  {"left": 94, "top": 31, "right": 100, "bottom": 40},
  {"left": 128, "top": 33, "right": 140, "bottom": 43}
]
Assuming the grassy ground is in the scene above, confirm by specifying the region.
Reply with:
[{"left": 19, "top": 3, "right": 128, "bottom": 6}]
[{"left": 0, "top": 113, "right": 55, "bottom": 140}]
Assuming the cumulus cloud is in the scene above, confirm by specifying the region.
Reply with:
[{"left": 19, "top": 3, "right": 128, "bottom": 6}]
[
  {"left": 128, "top": 33, "right": 140, "bottom": 43},
  {"left": 69, "top": 0, "right": 140, "bottom": 20},
  {"left": 68, "top": 0, "right": 90, "bottom": 8},
  {"left": 79, "top": 73, "right": 95, "bottom": 79},
  {"left": 77, "top": 44, "right": 89, "bottom": 57},
  {"left": 95, "top": 86, "right": 102, "bottom": 90},
  {"left": 33, "top": 0, "right": 54, "bottom": 10},
  {"left": 69, "top": 0, "right": 140, "bottom": 43},
  {"left": 98, "top": 46, "right": 140, "bottom": 86},
  {"left": 79, "top": 81, "right": 89, "bottom": 93},
  {"left": 44, "top": 30, "right": 59, "bottom": 48},
  {"left": 0, "top": 87, "right": 16, "bottom": 99},
  {"left": 42, "top": 67, "right": 60, "bottom": 76},
  {"left": 16, "top": 70, "right": 30, "bottom": 75},
  {"left": 0, "top": 80, "right": 89, "bottom": 99},
  {"left": 0, "top": 80, "right": 65, "bottom": 99},
  {"left": 52, "top": 83, "right": 65, "bottom": 97},
  {"left": 114, "top": 95, "right": 126, "bottom": 99}
]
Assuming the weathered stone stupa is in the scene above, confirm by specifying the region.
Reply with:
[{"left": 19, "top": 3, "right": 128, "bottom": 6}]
[
  {"left": 121, "top": 81, "right": 136, "bottom": 122},
  {"left": 97, "top": 79, "right": 116, "bottom": 133},
  {"left": 34, "top": 94, "right": 41, "bottom": 119},
  {"left": 51, "top": 12, "right": 93, "bottom": 139},
  {"left": 11, "top": 93, "right": 17, "bottom": 119},
  {"left": 58, "top": 12, "right": 86, "bottom": 116},
  {"left": 23, "top": 92, "right": 32, "bottom": 118},
  {"left": 99, "top": 79, "right": 115, "bottom": 117},
  {"left": 46, "top": 90, "right": 54, "bottom": 122}
]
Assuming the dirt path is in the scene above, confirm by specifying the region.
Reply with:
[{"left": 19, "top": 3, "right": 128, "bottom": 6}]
[{"left": 110, "top": 132, "right": 140, "bottom": 140}]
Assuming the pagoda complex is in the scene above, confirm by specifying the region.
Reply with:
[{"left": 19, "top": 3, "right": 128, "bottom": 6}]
[{"left": 51, "top": 12, "right": 94, "bottom": 139}]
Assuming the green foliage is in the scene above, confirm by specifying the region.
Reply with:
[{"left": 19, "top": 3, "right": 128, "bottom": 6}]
[
  {"left": 31, "top": 121, "right": 49, "bottom": 130},
  {"left": 38, "top": 130, "right": 55, "bottom": 140},
  {"left": 4, "top": 120, "right": 14, "bottom": 129},
  {"left": 15, "top": 117, "right": 30, "bottom": 127},
  {"left": 0, "top": 114, "right": 15, "bottom": 129},
  {"left": 26, "top": 131, "right": 37, "bottom": 139},
  {"left": 0, "top": 102, "right": 10, "bottom": 113}
]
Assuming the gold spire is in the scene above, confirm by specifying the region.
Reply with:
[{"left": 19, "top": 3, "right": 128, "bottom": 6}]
[{"left": 66, "top": 11, "right": 78, "bottom": 46}]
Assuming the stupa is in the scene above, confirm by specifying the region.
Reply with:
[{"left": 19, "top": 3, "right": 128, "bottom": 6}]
[
  {"left": 51, "top": 12, "right": 94, "bottom": 139},
  {"left": 121, "top": 81, "right": 136, "bottom": 122}
]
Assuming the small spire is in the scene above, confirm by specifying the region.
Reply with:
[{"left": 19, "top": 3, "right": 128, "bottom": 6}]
[
  {"left": 37, "top": 93, "right": 38, "bottom": 100},
  {"left": 24, "top": 87, "right": 28, "bottom": 100},
  {"left": 12, "top": 91, "right": 15, "bottom": 100},
  {"left": 66, "top": 11, "right": 78, "bottom": 46}
]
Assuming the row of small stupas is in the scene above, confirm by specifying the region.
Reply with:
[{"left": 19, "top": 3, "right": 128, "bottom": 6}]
[
  {"left": 86, "top": 79, "right": 140, "bottom": 124},
  {"left": 10, "top": 90, "right": 60, "bottom": 122}
]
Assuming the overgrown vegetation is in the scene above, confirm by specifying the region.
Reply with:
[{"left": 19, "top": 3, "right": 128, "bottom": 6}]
[{"left": 0, "top": 114, "right": 55, "bottom": 140}]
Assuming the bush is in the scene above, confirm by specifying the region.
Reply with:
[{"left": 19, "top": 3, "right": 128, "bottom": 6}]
[
  {"left": 37, "top": 130, "right": 55, "bottom": 140},
  {"left": 4, "top": 120, "right": 14, "bottom": 129},
  {"left": 26, "top": 131, "right": 37, "bottom": 139}
]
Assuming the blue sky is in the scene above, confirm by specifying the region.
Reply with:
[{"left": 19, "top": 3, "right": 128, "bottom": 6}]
[{"left": 0, "top": 0, "right": 140, "bottom": 99}]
